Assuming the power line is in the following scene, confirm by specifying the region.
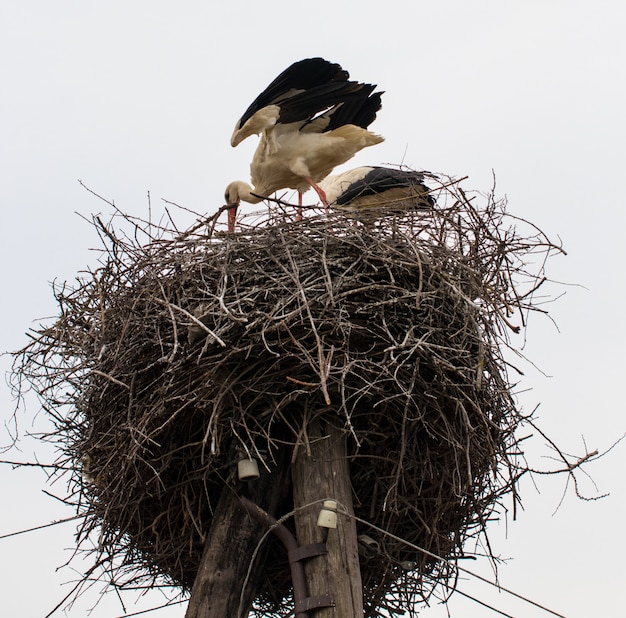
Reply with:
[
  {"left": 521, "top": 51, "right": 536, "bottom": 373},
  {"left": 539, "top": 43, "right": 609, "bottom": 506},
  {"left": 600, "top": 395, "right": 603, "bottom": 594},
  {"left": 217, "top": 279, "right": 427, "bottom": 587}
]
[
  {"left": 352, "top": 513, "right": 567, "bottom": 618},
  {"left": 451, "top": 586, "right": 515, "bottom": 618},
  {"left": 1, "top": 500, "right": 567, "bottom": 617}
]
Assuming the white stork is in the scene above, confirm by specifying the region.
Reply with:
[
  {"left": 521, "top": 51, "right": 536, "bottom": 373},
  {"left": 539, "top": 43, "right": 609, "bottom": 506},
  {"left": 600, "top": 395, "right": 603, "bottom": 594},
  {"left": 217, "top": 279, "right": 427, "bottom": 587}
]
[
  {"left": 224, "top": 57, "right": 384, "bottom": 231},
  {"left": 319, "top": 166, "right": 435, "bottom": 213}
]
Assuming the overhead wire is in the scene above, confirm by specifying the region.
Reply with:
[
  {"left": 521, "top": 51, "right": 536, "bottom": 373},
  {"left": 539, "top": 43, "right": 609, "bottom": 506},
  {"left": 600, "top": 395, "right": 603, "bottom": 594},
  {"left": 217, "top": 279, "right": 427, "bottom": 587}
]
[
  {"left": 448, "top": 586, "right": 515, "bottom": 618},
  {"left": 0, "top": 494, "right": 568, "bottom": 616},
  {"left": 351, "top": 512, "right": 567, "bottom": 618}
]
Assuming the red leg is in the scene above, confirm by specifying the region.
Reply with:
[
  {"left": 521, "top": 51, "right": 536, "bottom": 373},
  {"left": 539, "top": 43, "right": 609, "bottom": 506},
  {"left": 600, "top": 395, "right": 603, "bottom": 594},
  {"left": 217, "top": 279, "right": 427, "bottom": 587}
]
[{"left": 304, "top": 176, "right": 329, "bottom": 213}]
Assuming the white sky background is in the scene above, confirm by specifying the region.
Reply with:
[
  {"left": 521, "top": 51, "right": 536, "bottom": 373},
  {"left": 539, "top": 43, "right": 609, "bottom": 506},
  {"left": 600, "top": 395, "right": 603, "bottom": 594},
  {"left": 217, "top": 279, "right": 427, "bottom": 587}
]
[{"left": 1, "top": 1, "right": 625, "bottom": 616}]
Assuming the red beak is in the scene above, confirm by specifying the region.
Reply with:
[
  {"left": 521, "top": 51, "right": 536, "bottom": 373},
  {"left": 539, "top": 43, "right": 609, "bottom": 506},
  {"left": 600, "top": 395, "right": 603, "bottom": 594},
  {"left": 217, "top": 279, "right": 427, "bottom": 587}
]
[{"left": 227, "top": 205, "right": 237, "bottom": 233}]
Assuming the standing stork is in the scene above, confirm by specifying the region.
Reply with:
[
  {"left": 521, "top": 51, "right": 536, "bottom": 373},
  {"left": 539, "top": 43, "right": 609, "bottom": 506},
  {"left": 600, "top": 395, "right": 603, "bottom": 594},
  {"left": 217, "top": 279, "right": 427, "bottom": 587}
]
[
  {"left": 319, "top": 166, "right": 435, "bottom": 213},
  {"left": 224, "top": 57, "right": 384, "bottom": 231}
]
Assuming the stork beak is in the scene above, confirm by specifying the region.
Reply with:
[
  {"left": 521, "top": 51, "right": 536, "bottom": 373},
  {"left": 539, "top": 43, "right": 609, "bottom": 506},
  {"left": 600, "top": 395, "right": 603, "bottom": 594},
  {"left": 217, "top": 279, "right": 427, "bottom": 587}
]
[{"left": 226, "top": 204, "right": 238, "bottom": 233}]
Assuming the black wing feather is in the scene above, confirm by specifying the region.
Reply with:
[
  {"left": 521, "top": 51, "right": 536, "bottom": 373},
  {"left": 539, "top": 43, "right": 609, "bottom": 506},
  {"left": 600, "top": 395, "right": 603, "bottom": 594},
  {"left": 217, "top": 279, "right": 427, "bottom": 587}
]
[
  {"left": 236, "top": 58, "right": 348, "bottom": 130},
  {"left": 322, "top": 87, "right": 383, "bottom": 131},
  {"left": 276, "top": 81, "right": 367, "bottom": 126},
  {"left": 336, "top": 168, "right": 434, "bottom": 206}
]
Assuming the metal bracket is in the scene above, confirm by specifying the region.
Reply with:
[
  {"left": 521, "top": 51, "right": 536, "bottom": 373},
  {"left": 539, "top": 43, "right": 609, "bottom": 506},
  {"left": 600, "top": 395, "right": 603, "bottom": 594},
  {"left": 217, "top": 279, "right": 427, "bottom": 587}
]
[
  {"left": 289, "top": 542, "right": 328, "bottom": 563},
  {"left": 238, "top": 497, "right": 335, "bottom": 617},
  {"left": 295, "top": 594, "right": 335, "bottom": 613}
]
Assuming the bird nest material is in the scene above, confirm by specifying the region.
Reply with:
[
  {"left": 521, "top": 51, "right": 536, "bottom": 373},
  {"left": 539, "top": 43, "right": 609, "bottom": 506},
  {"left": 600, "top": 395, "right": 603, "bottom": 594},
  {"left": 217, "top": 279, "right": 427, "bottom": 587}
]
[{"left": 12, "top": 176, "right": 564, "bottom": 617}]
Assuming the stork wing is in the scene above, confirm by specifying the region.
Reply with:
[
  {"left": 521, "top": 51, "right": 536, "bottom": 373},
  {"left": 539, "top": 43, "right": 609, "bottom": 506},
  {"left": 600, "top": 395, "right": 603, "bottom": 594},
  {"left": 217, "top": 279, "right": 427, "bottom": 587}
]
[
  {"left": 336, "top": 168, "right": 434, "bottom": 206},
  {"left": 234, "top": 58, "right": 348, "bottom": 131},
  {"left": 309, "top": 86, "right": 383, "bottom": 132}
]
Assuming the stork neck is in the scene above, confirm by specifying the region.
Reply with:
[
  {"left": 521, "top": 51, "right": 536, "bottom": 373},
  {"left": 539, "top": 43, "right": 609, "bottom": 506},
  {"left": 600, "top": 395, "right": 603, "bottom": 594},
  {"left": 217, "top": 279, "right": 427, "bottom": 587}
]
[{"left": 239, "top": 181, "right": 265, "bottom": 204}]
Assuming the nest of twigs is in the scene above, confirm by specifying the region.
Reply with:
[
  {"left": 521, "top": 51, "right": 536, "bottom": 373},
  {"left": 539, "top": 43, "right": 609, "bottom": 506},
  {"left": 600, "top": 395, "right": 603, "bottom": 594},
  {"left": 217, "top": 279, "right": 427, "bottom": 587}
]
[{"left": 12, "top": 175, "right": 564, "bottom": 616}]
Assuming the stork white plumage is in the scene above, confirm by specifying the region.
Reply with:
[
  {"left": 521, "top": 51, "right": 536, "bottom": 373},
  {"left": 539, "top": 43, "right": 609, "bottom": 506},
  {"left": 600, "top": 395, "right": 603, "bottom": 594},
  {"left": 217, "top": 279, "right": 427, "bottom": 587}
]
[
  {"left": 224, "top": 58, "right": 384, "bottom": 231},
  {"left": 319, "top": 166, "right": 435, "bottom": 213}
]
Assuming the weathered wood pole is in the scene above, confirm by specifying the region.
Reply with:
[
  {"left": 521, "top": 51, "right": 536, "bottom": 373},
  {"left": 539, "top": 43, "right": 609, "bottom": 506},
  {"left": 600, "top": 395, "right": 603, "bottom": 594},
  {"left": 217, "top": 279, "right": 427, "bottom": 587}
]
[
  {"left": 291, "top": 416, "right": 364, "bottom": 617},
  {"left": 184, "top": 487, "right": 263, "bottom": 618},
  {"left": 185, "top": 455, "right": 289, "bottom": 618}
]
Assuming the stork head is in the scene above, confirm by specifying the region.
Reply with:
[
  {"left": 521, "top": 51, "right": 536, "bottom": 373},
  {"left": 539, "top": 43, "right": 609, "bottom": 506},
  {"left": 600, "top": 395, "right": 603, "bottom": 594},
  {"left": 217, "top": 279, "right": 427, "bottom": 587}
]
[
  {"left": 224, "top": 181, "right": 264, "bottom": 233},
  {"left": 224, "top": 180, "right": 263, "bottom": 206},
  {"left": 224, "top": 181, "right": 243, "bottom": 207}
]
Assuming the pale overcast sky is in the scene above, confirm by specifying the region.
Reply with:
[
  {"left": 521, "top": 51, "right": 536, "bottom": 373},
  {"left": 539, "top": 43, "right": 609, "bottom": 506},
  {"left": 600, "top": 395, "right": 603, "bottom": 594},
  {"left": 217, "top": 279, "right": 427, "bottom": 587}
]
[{"left": 1, "top": 2, "right": 625, "bottom": 617}]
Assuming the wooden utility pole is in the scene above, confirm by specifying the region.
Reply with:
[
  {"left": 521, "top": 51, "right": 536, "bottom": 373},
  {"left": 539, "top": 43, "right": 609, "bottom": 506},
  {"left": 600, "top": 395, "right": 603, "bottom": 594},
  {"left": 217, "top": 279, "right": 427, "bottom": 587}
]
[
  {"left": 184, "top": 488, "right": 259, "bottom": 618},
  {"left": 185, "top": 419, "right": 362, "bottom": 618},
  {"left": 185, "top": 454, "right": 289, "bottom": 618},
  {"left": 291, "top": 416, "right": 364, "bottom": 617}
]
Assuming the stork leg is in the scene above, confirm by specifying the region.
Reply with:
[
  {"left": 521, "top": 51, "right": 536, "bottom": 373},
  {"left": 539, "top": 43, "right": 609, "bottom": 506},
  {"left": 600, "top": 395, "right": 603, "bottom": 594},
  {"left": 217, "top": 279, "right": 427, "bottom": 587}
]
[
  {"left": 227, "top": 205, "right": 237, "bottom": 233},
  {"left": 304, "top": 176, "right": 329, "bottom": 213}
]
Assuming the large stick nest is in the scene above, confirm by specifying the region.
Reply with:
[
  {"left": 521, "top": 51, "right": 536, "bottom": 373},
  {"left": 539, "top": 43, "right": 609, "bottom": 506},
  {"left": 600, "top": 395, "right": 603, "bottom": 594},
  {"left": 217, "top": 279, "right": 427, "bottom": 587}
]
[{"left": 12, "top": 176, "right": 563, "bottom": 616}]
